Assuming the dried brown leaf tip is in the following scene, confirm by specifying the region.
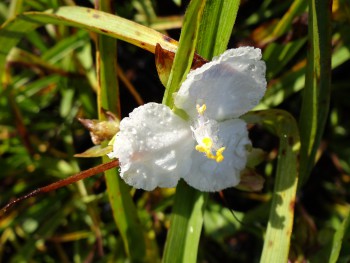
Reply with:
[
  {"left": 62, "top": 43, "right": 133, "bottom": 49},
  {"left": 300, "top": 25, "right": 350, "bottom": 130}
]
[
  {"left": 78, "top": 110, "right": 120, "bottom": 145},
  {"left": 155, "top": 43, "right": 208, "bottom": 86},
  {"left": 155, "top": 44, "right": 174, "bottom": 87},
  {"left": 237, "top": 168, "right": 265, "bottom": 192}
]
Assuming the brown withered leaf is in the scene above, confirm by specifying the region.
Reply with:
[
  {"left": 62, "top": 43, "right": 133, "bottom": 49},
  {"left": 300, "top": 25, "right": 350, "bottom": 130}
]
[
  {"left": 155, "top": 43, "right": 208, "bottom": 87},
  {"left": 155, "top": 44, "right": 174, "bottom": 87},
  {"left": 78, "top": 110, "right": 120, "bottom": 145},
  {"left": 237, "top": 168, "right": 265, "bottom": 192}
]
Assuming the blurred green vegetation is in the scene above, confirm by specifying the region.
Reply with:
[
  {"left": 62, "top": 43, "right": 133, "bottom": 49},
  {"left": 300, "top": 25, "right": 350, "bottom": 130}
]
[{"left": 0, "top": 0, "right": 349, "bottom": 262}]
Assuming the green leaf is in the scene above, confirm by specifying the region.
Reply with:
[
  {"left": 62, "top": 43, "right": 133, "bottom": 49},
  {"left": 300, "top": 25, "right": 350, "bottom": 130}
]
[
  {"left": 74, "top": 145, "right": 113, "bottom": 158},
  {"left": 163, "top": 180, "right": 208, "bottom": 263},
  {"left": 271, "top": 0, "right": 307, "bottom": 39},
  {"left": 163, "top": 1, "right": 240, "bottom": 262},
  {"left": 95, "top": 2, "right": 149, "bottom": 262},
  {"left": 329, "top": 209, "right": 350, "bottom": 263},
  {"left": 263, "top": 37, "right": 307, "bottom": 79},
  {"left": 162, "top": 0, "right": 207, "bottom": 107},
  {"left": 299, "top": 0, "right": 332, "bottom": 186},
  {"left": 196, "top": 0, "right": 239, "bottom": 59},
  {"left": 243, "top": 110, "right": 300, "bottom": 263},
  {"left": 0, "top": 6, "right": 179, "bottom": 86},
  {"left": 162, "top": 1, "right": 207, "bottom": 262}
]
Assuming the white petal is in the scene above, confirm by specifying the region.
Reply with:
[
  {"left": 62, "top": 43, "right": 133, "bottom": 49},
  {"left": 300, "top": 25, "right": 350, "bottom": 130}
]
[
  {"left": 174, "top": 47, "right": 266, "bottom": 121},
  {"left": 108, "top": 103, "right": 194, "bottom": 190},
  {"left": 182, "top": 119, "right": 251, "bottom": 192}
]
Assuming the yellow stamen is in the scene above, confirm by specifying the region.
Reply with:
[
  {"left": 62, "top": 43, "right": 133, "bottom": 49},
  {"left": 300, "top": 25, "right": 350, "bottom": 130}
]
[
  {"left": 196, "top": 104, "right": 207, "bottom": 115},
  {"left": 195, "top": 137, "right": 226, "bottom": 163},
  {"left": 215, "top": 147, "right": 226, "bottom": 162},
  {"left": 195, "top": 144, "right": 207, "bottom": 153},
  {"left": 202, "top": 137, "right": 212, "bottom": 148}
]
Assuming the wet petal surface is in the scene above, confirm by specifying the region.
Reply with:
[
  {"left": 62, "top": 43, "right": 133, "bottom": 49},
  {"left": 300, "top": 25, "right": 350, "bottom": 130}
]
[{"left": 108, "top": 103, "right": 194, "bottom": 190}]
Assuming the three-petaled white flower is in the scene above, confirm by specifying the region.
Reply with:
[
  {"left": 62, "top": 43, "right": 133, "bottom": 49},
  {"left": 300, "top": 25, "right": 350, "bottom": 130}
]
[{"left": 107, "top": 47, "right": 266, "bottom": 192}]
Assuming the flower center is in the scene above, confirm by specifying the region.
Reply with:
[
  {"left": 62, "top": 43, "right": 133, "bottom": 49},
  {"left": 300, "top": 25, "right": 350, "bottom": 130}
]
[{"left": 192, "top": 104, "right": 226, "bottom": 163}]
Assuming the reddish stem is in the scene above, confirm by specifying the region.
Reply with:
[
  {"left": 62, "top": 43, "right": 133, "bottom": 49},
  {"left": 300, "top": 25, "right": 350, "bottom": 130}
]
[{"left": 1, "top": 160, "right": 119, "bottom": 214}]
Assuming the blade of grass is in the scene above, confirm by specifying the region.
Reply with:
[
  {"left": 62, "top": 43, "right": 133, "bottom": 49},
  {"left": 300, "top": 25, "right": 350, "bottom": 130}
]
[
  {"left": 9, "top": 0, "right": 23, "bottom": 17},
  {"left": 163, "top": 181, "right": 208, "bottom": 263},
  {"left": 162, "top": 1, "right": 207, "bottom": 262},
  {"left": 299, "top": 0, "right": 332, "bottom": 186},
  {"left": 243, "top": 110, "right": 300, "bottom": 263},
  {"left": 257, "top": 42, "right": 348, "bottom": 110},
  {"left": 0, "top": 6, "right": 179, "bottom": 86},
  {"left": 263, "top": 37, "right": 307, "bottom": 79},
  {"left": 95, "top": 1, "right": 148, "bottom": 261},
  {"left": 163, "top": 1, "right": 240, "bottom": 262},
  {"left": 196, "top": 0, "right": 239, "bottom": 59},
  {"left": 162, "top": 0, "right": 206, "bottom": 107},
  {"left": 329, "top": 208, "right": 350, "bottom": 263},
  {"left": 256, "top": 0, "right": 307, "bottom": 45},
  {"left": 271, "top": 0, "right": 307, "bottom": 39}
]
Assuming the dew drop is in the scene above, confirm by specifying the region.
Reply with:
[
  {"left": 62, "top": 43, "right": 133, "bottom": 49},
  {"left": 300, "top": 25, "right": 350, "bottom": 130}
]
[
  {"left": 248, "top": 64, "right": 256, "bottom": 71},
  {"left": 193, "top": 74, "right": 203, "bottom": 81}
]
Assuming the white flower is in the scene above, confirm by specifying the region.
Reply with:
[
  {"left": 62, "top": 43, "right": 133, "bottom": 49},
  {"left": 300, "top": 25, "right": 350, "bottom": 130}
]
[{"left": 107, "top": 46, "right": 266, "bottom": 192}]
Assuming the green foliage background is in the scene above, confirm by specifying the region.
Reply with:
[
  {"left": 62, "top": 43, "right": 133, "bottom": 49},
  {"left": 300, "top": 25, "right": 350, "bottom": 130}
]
[{"left": 0, "top": 0, "right": 349, "bottom": 262}]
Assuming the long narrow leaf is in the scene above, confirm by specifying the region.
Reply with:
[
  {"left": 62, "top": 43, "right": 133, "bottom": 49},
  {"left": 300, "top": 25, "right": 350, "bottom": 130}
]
[
  {"left": 95, "top": 2, "right": 148, "bottom": 261},
  {"left": 329, "top": 209, "right": 350, "bottom": 263},
  {"left": 162, "top": 1, "right": 207, "bottom": 262},
  {"left": 299, "top": 0, "right": 332, "bottom": 185},
  {"left": 162, "top": 0, "right": 206, "bottom": 107},
  {"left": 244, "top": 110, "right": 300, "bottom": 263},
  {"left": 163, "top": 0, "right": 240, "bottom": 262},
  {"left": 196, "top": 0, "right": 240, "bottom": 59},
  {"left": 0, "top": 6, "right": 178, "bottom": 84}
]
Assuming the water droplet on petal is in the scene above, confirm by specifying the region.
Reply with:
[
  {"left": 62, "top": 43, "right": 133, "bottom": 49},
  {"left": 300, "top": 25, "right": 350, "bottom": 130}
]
[{"left": 248, "top": 64, "right": 256, "bottom": 71}]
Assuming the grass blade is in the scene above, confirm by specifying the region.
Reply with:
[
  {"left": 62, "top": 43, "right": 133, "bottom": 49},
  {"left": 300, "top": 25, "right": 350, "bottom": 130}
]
[
  {"left": 197, "top": 0, "right": 239, "bottom": 59},
  {"left": 0, "top": 6, "right": 179, "bottom": 84},
  {"left": 163, "top": 181, "right": 208, "bottom": 263},
  {"left": 329, "top": 209, "right": 350, "bottom": 263},
  {"left": 95, "top": 2, "right": 148, "bottom": 261},
  {"left": 162, "top": 0, "right": 207, "bottom": 107},
  {"left": 299, "top": 0, "right": 332, "bottom": 185},
  {"left": 244, "top": 110, "right": 300, "bottom": 263},
  {"left": 163, "top": 1, "right": 240, "bottom": 262},
  {"left": 162, "top": 1, "right": 207, "bottom": 262}
]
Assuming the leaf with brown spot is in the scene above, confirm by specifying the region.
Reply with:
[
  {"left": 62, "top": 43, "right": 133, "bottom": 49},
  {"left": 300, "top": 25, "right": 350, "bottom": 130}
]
[
  {"left": 155, "top": 44, "right": 175, "bottom": 87},
  {"left": 155, "top": 44, "right": 207, "bottom": 87}
]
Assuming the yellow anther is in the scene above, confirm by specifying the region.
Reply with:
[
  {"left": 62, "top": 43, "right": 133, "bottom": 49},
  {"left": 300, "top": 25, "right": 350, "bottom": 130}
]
[
  {"left": 216, "top": 147, "right": 226, "bottom": 155},
  {"left": 195, "top": 138, "right": 226, "bottom": 163},
  {"left": 202, "top": 137, "right": 212, "bottom": 148},
  {"left": 216, "top": 156, "right": 224, "bottom": 163},
  {"left": 196, "top": 104, "right": 207, "bottom": 115},
  {"left": 215, "top": 147, "right": 226, "bottom": 163},
  {"left": 195, "top": 145, "right": 207, "bottom": 153}
]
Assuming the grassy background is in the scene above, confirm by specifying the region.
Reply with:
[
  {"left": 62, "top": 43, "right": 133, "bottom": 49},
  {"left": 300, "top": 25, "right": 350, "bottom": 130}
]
[{"left": 0, "top": 0, "right": 349, "bottom": 262}]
